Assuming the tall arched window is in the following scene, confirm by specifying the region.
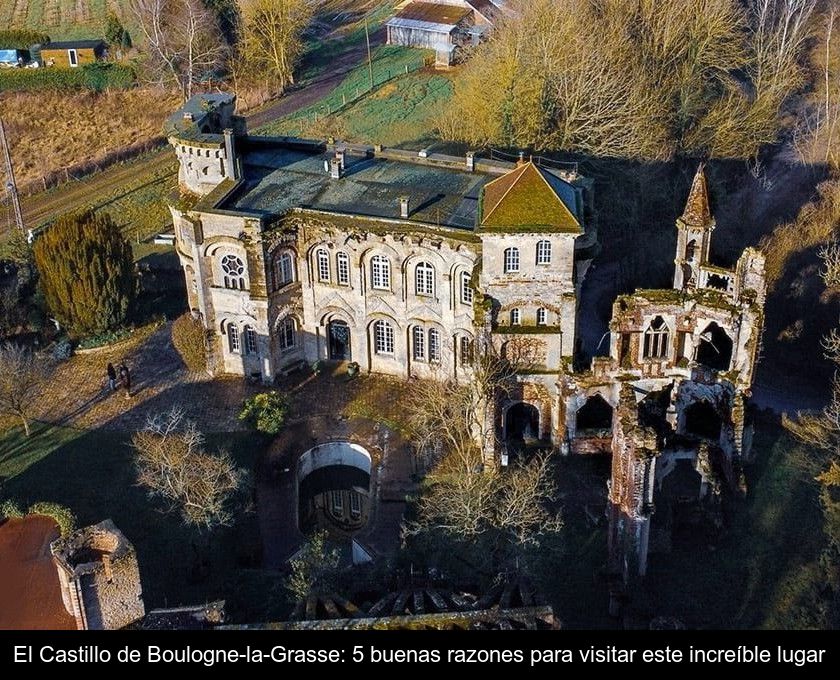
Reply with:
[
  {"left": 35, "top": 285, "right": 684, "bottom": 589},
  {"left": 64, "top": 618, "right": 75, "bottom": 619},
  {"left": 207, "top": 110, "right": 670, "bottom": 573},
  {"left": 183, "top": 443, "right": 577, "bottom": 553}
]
[
  {"left": 336, "top": 252, "right": 350, "bottom": 285},
  {"left": 227, "top": 323, "right": 240, "bottom": 353},
  {"left": 244, "top": 326, "right": 257, "bottom": 355},
  {"left": 643, "top": 316, "right": 670, "bottom": 359},
  {"left": 510, "top": 308, "right": 521, "bottom": 325},
  {"left": 536, "top": 240, "right": 551, "bottom": 265},
  {"left": 316, "top": 248, "right": 330, "bottom": 282},
  {"left": 459, "top": 336, "right": 474, "bottom": 366},
  {"left": 278, "top": 317, "right": 296, "bottom": 350},
  {"left": 221, "top": 254, "right": 245, "bottom": 290},
  {"left": 460, "top": 271, "right": 473, "bottom": 305},
  {"left": 412, "top": 326, "right": 425, "bottom": 361},
  {"left": 274, "top": 252, "right": 294, "bottom": 289},
  {"left": 504, "top": 247, "right": 520, "bottom": 273},
  {"left": 685, "top": 239, "right": 697, "bottom": 262},
  {"left": 415, "top": 262, "right": 435, "bottom": 297},
  {"left": 371, "top": 255, "right": 391, "bottom": 290},
  {"left": 429, "top": 328, "right": 441, "bottom": 363},
  {"left": 374, "top": 320, "right": 394, "bottom": 354}
]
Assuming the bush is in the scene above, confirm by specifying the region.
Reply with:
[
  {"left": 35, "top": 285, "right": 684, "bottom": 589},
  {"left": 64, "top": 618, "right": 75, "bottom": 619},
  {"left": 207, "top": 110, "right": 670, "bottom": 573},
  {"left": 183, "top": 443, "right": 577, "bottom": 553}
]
[
  {"left": 27, "top": 502, "right": 76, "bottom": 537},
  {"left": 171, "top": 313, "right": 207, "bottom": 373},
  {"left": 0, "top": 499, "right": 24, "bottom": 520},
  {"left": 77, "top": 327, "right": 133, "bottom": 350},
  {"left": 34, "top": 210, "right": 137, "bottom": 337},
  {"left": 239, "top": 391, "right": 290, "bottom": 435},
  {"left": 0, "top": 63, "right": 136, "bottom": 93},
  {"left": 0, "top": 30, "right": 50, "bottom": 50}
]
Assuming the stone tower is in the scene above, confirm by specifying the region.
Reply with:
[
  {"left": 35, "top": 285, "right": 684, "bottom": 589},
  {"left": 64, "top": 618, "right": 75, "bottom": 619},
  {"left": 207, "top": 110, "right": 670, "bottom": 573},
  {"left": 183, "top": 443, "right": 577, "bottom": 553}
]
[
  {"left": 51, "top": 519, "right": 144, "bottom": 630},
  {"left": 673, "top": 164, "right": 715, "bottom": 290}
]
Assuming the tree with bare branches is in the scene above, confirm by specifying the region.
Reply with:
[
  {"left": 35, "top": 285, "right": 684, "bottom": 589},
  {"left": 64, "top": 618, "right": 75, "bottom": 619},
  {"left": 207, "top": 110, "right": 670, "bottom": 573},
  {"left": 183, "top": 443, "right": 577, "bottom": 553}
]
[
  {"left": 236, "top": 0, "right": 314, "bottom": 93},
  {"left": 0, "top": 343, "right": 49, "bottom": 436},
  {"left": 129, "top": 0, "right": 228, "bottom": 101},
  {"left": 132, "top": 407, "right": 243, "bottom": 531},
  {"left": 404, "top": 332, "right": 561, "bottom": 570}
]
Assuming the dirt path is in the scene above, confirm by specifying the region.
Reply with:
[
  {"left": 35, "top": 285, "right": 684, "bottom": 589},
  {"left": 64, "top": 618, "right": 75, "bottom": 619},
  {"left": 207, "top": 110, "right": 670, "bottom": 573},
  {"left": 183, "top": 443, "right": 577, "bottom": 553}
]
[{"left": 18, "top": 29, "right": 386, "bottom": 230}]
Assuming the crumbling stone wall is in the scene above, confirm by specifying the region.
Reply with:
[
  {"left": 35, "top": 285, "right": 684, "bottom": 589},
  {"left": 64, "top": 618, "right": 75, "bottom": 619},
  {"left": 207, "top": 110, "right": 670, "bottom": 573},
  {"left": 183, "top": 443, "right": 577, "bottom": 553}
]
[{"left": 51, "top": 520, "right": 144, "bottom": 630}]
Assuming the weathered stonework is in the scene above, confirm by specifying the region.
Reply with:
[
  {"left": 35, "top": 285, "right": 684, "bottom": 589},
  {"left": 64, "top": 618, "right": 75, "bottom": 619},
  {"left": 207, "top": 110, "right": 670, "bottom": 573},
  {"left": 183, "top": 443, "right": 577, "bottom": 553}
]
[
  {"left": 51, "top": 520, "right": 144, "bottom": 630},
  {"left": 166, "top": 98, "right": 767, "bottom": 603}
]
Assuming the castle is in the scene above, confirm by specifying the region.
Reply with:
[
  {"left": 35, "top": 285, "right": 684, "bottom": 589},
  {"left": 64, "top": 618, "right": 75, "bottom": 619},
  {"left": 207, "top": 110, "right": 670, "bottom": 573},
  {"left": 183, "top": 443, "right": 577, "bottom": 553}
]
[{"left": 165, "top": 94, "right": 766, "bottom": 588}]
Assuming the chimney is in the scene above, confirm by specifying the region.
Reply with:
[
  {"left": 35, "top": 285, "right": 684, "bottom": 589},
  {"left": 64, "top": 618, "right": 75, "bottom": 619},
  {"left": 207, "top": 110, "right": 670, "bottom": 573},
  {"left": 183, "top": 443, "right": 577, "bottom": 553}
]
[
  {"left": 330, "top": 157, "right": 342, "bottom": 179},
  {"left": 399, "top": 196, "right": 410, "bottom": 219},
  {"left": 223, "top": 128, "right": 238, "bottom": 180},
  {"left": 466, "top": 151, "right": 475, "bottom": 172},
  {"left": 517, "top": 150, "right": 526, "bottom": 167},
  {"left": 335, "top": 148, "right": 346, "bottom": 170}
]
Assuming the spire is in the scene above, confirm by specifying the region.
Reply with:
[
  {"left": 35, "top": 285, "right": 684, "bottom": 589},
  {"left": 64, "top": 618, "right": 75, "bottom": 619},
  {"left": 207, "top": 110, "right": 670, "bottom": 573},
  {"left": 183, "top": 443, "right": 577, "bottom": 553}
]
[{"left": 680, "top": 163, "right": 713, "bottom": 228}]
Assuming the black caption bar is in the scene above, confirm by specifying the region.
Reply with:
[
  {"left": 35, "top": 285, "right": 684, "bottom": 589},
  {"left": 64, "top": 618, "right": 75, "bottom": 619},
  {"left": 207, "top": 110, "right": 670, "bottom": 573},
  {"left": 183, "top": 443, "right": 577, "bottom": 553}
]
[{"left": 1, "top": 631, "right": 836, "bottom": 674}]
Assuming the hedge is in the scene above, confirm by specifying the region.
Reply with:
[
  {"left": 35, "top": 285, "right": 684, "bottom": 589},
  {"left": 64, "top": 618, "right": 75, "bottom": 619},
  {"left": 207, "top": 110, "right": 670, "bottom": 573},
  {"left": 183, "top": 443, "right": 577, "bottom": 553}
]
[
  {"left": 0, "top": 499, "right": 24, "bottom": 520},
  {"left": 0, "top": 63, "right": 136, "bottom": 92},
  {"left": 27, "top": 502, "right": 77, "bottom": 537},
  {"left": 0, "top": 30, "right": 50, "bottom": 50},
  {"left": 171, "top": 313, "right": 207, "bottom": 373}
]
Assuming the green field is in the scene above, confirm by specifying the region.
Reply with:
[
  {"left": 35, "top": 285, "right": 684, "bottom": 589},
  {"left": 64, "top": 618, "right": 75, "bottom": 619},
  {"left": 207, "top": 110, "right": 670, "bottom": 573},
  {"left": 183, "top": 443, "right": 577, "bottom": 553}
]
[
  {"left": 258, "top": 45, "right": 451, "bottom": 149},
  {"left": 0, "top": 0, "right": 137, "bottom": 42}
]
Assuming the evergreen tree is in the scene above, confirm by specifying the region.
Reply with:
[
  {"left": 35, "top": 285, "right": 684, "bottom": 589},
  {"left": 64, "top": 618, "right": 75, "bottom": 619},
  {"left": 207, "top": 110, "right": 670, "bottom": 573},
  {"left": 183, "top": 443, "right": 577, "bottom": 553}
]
[
  {"left": 33, "top": 211, "right": 136, "bottom": 337},
  {"left": 104, "top": 12, "right": 126, "bottom": 47}
]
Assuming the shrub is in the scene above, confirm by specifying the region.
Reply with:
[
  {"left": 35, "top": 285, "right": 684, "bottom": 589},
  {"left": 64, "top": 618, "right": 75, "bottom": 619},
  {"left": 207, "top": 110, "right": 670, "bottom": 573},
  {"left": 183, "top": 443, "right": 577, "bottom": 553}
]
[
  {"left": 77, "top": 327, "right": 133, "bottom": 350},
  {"left": 239, "top": 391, "right": 290, "bottom": 435},
  {"left": 0, "top": 30, "right": 50, "bottom": 50},
  {"left": 27, "top": 502, "right": 76, "bottom": 537},
  {"left": 0, "top": 499, "right": 24, "bottom": 520},
  {"left": 171, "top": 313, "right": 207, "bottom": 373},
  {"left": 34, "top": 210, "right": 137, "bottom": 337},
  {"left": 0, "top": 63, "right": 136, "bottom": 93}
]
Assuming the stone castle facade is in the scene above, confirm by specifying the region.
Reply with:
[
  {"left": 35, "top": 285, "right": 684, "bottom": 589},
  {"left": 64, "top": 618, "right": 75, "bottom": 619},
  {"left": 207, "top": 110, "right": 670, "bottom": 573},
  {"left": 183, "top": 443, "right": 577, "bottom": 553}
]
[{"left": 166, "top": 95, "right": 767, "bottom": 590}]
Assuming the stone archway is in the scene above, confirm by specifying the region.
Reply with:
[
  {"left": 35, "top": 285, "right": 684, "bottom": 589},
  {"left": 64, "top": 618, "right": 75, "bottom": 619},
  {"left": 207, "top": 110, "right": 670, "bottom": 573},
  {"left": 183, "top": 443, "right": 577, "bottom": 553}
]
[
  {"left": 696, "top": 323, "right": 733, "bottom": 371},
  {"left": 505, "top": 402, "right": 540, "bottom": 444}
]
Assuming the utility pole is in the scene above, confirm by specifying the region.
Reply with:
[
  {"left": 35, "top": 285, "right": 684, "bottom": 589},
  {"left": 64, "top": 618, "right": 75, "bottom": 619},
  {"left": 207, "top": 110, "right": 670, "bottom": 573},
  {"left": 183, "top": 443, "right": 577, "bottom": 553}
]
[
  {"left": 0, "top": 118, "right": 24, "bottom": 234},
  {"left": 365, "top": 16, "right": 374, "bottom": 91}
]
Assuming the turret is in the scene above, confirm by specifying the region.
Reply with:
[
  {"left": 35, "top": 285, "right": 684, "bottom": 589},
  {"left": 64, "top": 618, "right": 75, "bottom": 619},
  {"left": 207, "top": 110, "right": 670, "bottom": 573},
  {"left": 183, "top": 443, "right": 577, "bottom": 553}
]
[{"left": 674, "top": 164, "right": 715, "bottom": 290}]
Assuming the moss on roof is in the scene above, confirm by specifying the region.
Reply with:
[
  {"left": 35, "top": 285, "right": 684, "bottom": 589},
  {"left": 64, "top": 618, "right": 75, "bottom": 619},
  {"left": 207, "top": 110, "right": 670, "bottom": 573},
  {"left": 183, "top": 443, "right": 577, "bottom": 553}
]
[{"left": 479, "top": 162, "right": 580, "bottom": 233}]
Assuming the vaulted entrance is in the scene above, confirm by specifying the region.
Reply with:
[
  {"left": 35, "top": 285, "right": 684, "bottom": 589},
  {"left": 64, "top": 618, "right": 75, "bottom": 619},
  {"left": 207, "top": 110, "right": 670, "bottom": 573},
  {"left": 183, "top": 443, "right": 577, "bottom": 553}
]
[{"left": 328, "top": 320, "right": 351, "bottom": 361}]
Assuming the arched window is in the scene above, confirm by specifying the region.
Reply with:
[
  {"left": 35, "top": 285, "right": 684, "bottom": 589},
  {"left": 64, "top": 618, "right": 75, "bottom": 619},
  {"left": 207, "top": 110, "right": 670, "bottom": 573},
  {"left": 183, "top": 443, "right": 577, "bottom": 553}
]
[
  {"left": 244, "top": 326, "right": 258, "bottom": 355},
  {"left": 221, "top": 254, "right": 245, "bottom": 290},
  {"left": 429, "top": 328, "right": 441, "bottom": 363},
  {"left": 643, "top": 316, "right": 670, "bottom": 359},
  {"left": 415, "top": 262, "right": 435, "bottom": 297},
  {"left": 412, "top": 326, "right": 425, "bottom": 361},
  {"left": 336, "top": 252, "right": 350, "bottom": 285},
  {"left": 374, "top": 320, "right": 394, "bottom": 354},
  {"left": 274, "top": 252, "right": 294, "bottom": 289},
  {"left": 371, "top": 255, "right": 391, "bottom": 290},
  {"left": 459, "top": 336, "right": 474, "bottom": 366},
  {"left": 227, "top": 323, "right": 240, "bottom": 353},
  {"left": 461, "top": 271, "right": 473, "bottom": 305},
  {"left": 537, "top": 308, "right": 547, "bottom": 325},
  {"left": 536, "top": 240, "right": 551, "bottom": 265},
  {"left": 504, "top": 247, "right": 520, "bottom": 274},
  {"left": 510, "top": 308, "right": 521, "bottom": 325},
  {"left": 685, "top": 239, "right": 697, "bottom": 262},
  {"left": 316, "top": 248, "right": 330, "bottom": 282},
  {"left": 278, "top": 317, "right": 296, "bottom": 351}
]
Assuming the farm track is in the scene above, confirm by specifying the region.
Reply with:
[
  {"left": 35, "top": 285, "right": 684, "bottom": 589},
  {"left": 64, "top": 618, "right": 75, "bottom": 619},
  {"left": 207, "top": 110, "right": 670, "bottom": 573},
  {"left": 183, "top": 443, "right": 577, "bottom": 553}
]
[{"left": 18, "top": 29, "right": 385, "bottom": 231}]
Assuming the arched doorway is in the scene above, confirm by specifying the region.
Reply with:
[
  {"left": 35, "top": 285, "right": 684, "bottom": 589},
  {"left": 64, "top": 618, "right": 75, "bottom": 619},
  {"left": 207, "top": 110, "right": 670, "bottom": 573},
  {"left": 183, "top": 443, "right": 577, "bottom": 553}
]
[
  {"left": 576, "top": 394, "right": 613, "bottom": 435},
  {"left": 696, "top": 322, "right": 732, "bottom": 371},
  {"left": 683, "top": 401, "right": 722, "bottom": 441},
  {"left": 505, "top": 402, "right": 540, "bottom": 444},
  {"left": 328, "top": 320, "right": 351, "bottom": 360}
]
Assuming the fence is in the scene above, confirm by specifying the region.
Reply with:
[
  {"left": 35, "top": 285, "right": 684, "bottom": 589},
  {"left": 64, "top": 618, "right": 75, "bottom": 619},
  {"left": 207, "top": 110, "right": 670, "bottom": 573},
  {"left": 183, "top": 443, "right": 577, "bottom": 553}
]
[{"left": 297, "top": 54, "right": 433, "bottom": 127}]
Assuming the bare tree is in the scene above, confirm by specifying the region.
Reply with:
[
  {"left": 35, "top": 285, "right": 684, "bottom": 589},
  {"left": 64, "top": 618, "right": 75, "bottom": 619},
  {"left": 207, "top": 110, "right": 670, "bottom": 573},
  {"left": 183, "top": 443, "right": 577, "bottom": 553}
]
[
  {"left": 237, "top": 0, "right": 314, "bottom": 92},
  {"left": 132, "top": 407, "right": 242, "bottom": 531},
  {"left": 0, "top": 343, "right": 49, "bottom": 436},
  {"left": 405, "top": 331, "right": 561, "bottom": 559},
  {"left": 129, "top": 0, "right": 227, "bottom": 101},
  {"left": 820, "top": 240, "right": 840, "bottom": 288}
]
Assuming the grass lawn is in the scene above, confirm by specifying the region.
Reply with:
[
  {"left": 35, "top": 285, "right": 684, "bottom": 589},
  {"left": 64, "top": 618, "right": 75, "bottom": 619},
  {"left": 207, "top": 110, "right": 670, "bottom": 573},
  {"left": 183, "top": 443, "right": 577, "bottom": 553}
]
[
  {"left": 0, "top": 421, "right": 267, "bottom": 611},
  {"left": 257, "top": 45, "right": 434, "bottom": 138}
]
